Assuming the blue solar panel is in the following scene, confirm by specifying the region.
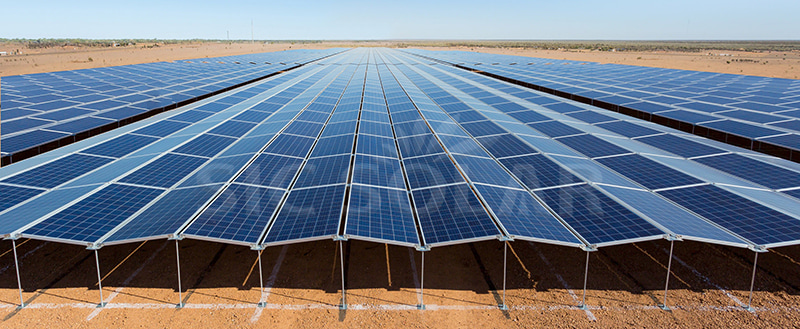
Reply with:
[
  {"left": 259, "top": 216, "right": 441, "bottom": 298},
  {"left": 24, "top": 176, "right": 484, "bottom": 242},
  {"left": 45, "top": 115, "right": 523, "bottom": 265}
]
[
  {"left": 0, "top": 184, "right": 44, "bottom": 213},
  {"left": 453, "top": 155, "right": 519, "bottom": 188},
  {"left": 179, "top": 154, "right": 252, "bottom": 187},
  {"left": 536, "top": 184, "right": 663, "bottom": 245},
  {"left": 33, "top": 108, "right": 95, "bottom": 121},
  {"left": 321, "top": 120, "right": 358, "bottom": 137},
  {"left": 359, "top": 120, "right": 394, "bottom": 137},
  {"left": 283, "top": 120, "right": 324, "bottom": 137},
  {"left": 184, "top": 184, "right": 284, "bottom": 244},
  {"left": 264, "top": 184, "right": 346, "bottom": 244},
  {"left": 659, "top": 185, "right": 800, "bottom": 246},
  {"left": 2, "top": 117, "right": 52, "bottom": 134},
  {"left": 542, "top": 102, "right": 585, "bottom": 114},
  {"left": 528, "top": 121, "right": 582, "bottom": 138},
  {"left": 701, "top": 120, "right": 783, "bottom": 138},
  {"left": 412, "top": 183, "right": 499, "bottom": 245},
  {"left": 475, "top": 134, "right": 537, "bottom": 158},
  {"left": 220, "top": 135, "right": 272, "bottom": 156},
  {"left": 172, "top": 134, "right": 236, "bottom": 158},
  {"left": 597, "top": 121, "right": 661, "bottom": 138},
  {"left": 437, "top": 135, "right": 489, "bottom": 157},
  {"left": 264, "top": 134, "right": 316, "bottom": 158},
  {"left": 132, "top": 120, "right": 190, "bottom": 137},
  {"left": 361, "top": 110, "right": 390, "bottom": 123},
  {"left": 474, "top": 184, "right": 579, "bottom": 244},
  {"left": 345, "top": 185, "right": 418, "bottom": 245},
  {"left": 119, "top": 153, "right": 208, "bottom": 188},
  {"left": 635, "top": 134, "right": 724, "bottom": 158},
  {"left": 294, "top": 154, "right": 351, "bottom": 188},
  {"left": 597, "top": 154, "right": 703, "bottom": 190},
  {"left": 506, "top": 110, "right": 551, "bottom": 124},
  {"left": 460, "top": 120, "right": 507, "bottom": 137},
  {"left": 0, "top": 185, "right": 96, "bottom": 236},
  {"left": 208, "top": 121, "right": 257, "bottom": 138},
  {"left": 499, "top": 154, "right": 583, "bottom": 189},
  {"left": 233, "top": 110, "right": 273, "bottom": 123},
  {"left": 356, "top": 134, "right": 397, "bottom": 158},
  {"left": 2, "top": 154, "right": 114, "bottom": 189},
  {"left": 352, "top": 154, "right": 406, "bottom": 189},
  {"left": 23, "top": 184, "right": 163, "bottom": 243},
  {"left": 394, "top": 120, "right": 432, "bottom": 137},
  {"left": 694, "top": 154, "right": 800, "bottom": 190},
  {"left": 403, "top": 153, "right": 464, "bottom": 189},
  {"left": 81, "top": 134, "right": 159, "bottom": 158},
  {"left": 106, "top": 184, "right": 222, "bottom": 243},
  {"left": 565, "top": 110, "right": 616, "bottom": 124},
  {"left": 397, "top": 134, "right": 444, "bottom": 158},
  {"left": 557, "top": 134, "right": 630, "bottom": 158},
  {"left": 311, "top": 135, "right": 355, "bottom": 157},
  {"left": 48, "top": 117, "right": 116, "bottom": 134},
  {"left": 601, "top": 185, "right": 744, "bottom": 245},
  {"left": 170, "top": 110, "right": 216, "bottom": 123},
  {"left": 235, "top": 154, "right": 303, "bottom": 189}
]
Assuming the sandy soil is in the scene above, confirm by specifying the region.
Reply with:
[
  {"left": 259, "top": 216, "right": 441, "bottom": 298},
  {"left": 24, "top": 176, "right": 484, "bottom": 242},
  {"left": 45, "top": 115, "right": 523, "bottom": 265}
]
[
  {"left": 0, "top": 42, "right": 333, "bottom": 77},
  {"left": 423, "top": 46, "right": 800, "bottom": 80},
  {"left": 0, "top": 238, "right": 797, "bottom": 328}
]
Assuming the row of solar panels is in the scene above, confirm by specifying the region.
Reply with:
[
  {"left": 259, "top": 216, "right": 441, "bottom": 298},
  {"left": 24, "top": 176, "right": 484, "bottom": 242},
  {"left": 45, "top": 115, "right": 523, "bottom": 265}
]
[
  {"left": 1, "top": 49, "right": 347, "bottom": 165},
  {"left": 404, "top": 49, "right": 800, "bottom": 162},
  {"left": 2, "top": 48, "right": 800, "bottom": 253}
]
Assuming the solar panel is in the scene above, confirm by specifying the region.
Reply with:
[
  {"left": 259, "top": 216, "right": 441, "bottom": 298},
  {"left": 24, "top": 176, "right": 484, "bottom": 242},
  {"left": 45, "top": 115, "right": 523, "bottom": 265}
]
[
  {"left": 81, "top": 134, "right": 159, "bottom": 158},
  {"left": 235, "top": 154, "right": 303, "bottom": 189},
  {"left": 351, "top": 155, "right": 406, "bottom": 189},
  {"left": 659, "top": 185, "right": 800, "bottom": 246},
  {"left": 183, "top": 183, "right": 284, "bottom": 244},
  {"left": 597, "top": 121, "right": 661, "bottom": 138},
  {"left": 474, "top": 184, "right": 580, "bottom": 245},
  {"left": 437, "top": 135, "right": 489, "bottom": 157},
  {"left": 0, "top": 184, "right": 44, "bottom": 213},
  {"left": 119, "top": 153, "right": 208, "bottom": 188},
  {"left": 403, "top": 153, "right": 464, "bottom": 189},
  {"left": 528, "top": 121, "right": 582, "bottom": 138},
  {"left": 694, "top": 154, "right": 800, "bottom": 190},
  {"left": 311, "top": 135, "right": 355, "bottom": 157},
  {"left": 535, "top": 184, "right": 663, "bottom": 245},
  {"left": 475, "top": 134, "right": 537, "bottom": 158},
  {"left": 293, "top": 154, "right": 351, "bottom": 188},
  {"left": 452, "top": 154, "right": 519, "bottom": 188},
  {"left": 499, "top": 154, "right": 583, "bottom": 189},
  {"left": 556, "top": 134, "right": 630, "bottom": 158},
  {"left": 179, "top": 154, "right": 253, "bottom": 187},
  {"left": 208, "top": 121, "right": 257, "bottom": 138},
  {"left": 105, "top": 184, "right": 222, "bottom": 243},
  {"left": 23, "top": 184, "right": 163, "bottom": 243},
  {"left": 597, "top": 154, "right": 703, "bottom": 190},
  {"left": 345, "top": 185, "right": 418, "bottom": 245},
  {"left": 412, "top": 183, "right": 500, "bottom": 246},
  {"left": 0, "top": 185, "right": 97, "bottom": 236},
  {"left": 133, "top": 120, "right": 191, "bottom": 137},
  {"left": 264, "top": 134, "right": 316, "bottom": 158},
  {"left": 1, "top": 154, "right": 114, "bottom": 189},
  {"left": 263, "top": 184, "right": 346, "bottom": 244},
  {"left": 397, "top": 134, "right": 443, "bottom": 158}
]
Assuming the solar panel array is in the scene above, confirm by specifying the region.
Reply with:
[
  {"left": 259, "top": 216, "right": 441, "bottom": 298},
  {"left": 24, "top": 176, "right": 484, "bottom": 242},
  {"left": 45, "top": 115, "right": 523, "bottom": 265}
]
[
  {"left": 1, "top": 48, "right": 800, "bottom": 253},
  {"left": 1, "top": 49, "right": 345, "bottom": 165},
  {"left": 404, "top": 49, "right": 800, "bottom": 162}
]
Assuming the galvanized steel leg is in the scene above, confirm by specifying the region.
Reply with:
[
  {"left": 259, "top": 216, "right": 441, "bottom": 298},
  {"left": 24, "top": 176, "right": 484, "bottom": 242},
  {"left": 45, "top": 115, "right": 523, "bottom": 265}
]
[
  {"left": 176, "top": 240, "right": 183, "bottom": 308},
  {"left": 12, "top": 240, "right": 24, "bottom": 308},
  {"left": 257, "top": 250, "right": 266, "bottom": 307},
  {"left": 418, "top": 250, "right": 426, "bottom": 310},
  {"left": 94, "top": 249, "right": 105, "bottom": 308},
  {"left": 745, "top": 252, "right": 759, "bottom": 312},
  {"left": 339, "top": 240, "right": 346, "bottom": 310},
  {"left": 660, "top": 240, "right": 674, "bottom": 311},
  {"left": 578, "top": 250, "right": 590, "bottom": 310},
  {"left": 500, "top": 241, "right": 508, "bottom": 310}
]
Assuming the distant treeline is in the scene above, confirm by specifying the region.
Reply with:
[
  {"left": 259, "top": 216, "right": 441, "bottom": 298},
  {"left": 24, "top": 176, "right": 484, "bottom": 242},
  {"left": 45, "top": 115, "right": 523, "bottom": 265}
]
[
  {"left": 0, "top": 39, "right": 324, "bottom": 49},
  {"left": 394, "top": 40, "right": 800, "bottom": 52}
]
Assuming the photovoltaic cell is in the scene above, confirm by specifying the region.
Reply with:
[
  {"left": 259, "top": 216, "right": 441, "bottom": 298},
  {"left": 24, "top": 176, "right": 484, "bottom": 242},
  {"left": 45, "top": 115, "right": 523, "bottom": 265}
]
[
  {"left": 106, "top": 184, "right": 222, "bottom": 243},
  {"left": 264, "top": 184, "right": 346, "bottom": 244},
  {"left": 535, "top": 184, "right": 663, "bottom": 245},
  {"left": 474, "top": 184, "right": 580, "bottom": 244},
  {"left": 0, "top": 184, "right": 44, "bottom": 213},
  {"left": 1, "top": 154, "right": 114, "bottom": 189},
  {"left": 0, "top": 185, "right": 96, "bottom": 236},
  {"left": 345, "top": 185, "right": 418, "bottom": 245},
  {"left": 208, "top": 120, "right": 257, "bottom": 138},
  {"left": 528, "top": 121, "right": 583, "bottom": 138},
  {"left": 659, "top": 185, "right": 800, "bottom": 246},
  {"left": 694, "top": 154, "right": 800, "bottom": 190},
  {"left": 235, "top": 154, "right": 303, "bottom": 189},
  {"left": 403, "top": 153, "right": 464, "bottom": 189},
  {"left": 557, "top": 134, "right": 630, "bottom": 158},
  {"left": 437, "top": 135, "right": 489, "bottom": 157},
  {"left": 499, "top": 154, "right": 583, "bottom": 189},
  {"left": 352, "top": 155, "right": 406, "bottom": 189},
  {"left": 356, "top": 134, "right": 397, "bottom": 158},
  {"left": 179, "top": 154, "right": 252, "bottom": 187},
  {"left": 453, "top": 155, "right": 519, "bottom": 188},
  {"left": 294, "top": 154, "right": 351, "bottom": 188},
  {"left": 597, "top": 154, "right": 703, "bottom": 190},
  {"left": 597, "top": 121, "right": 661, "bottom": 138},
  {"left": 264, "top": 134, "right": 316, "bottom": 158},
  {"left": 476, "top": 134, "right": 537, "bottom": 158},
  {"left": 184, "top": 184, "right": 284, "bottom": 244},
  {"left": 311, "top": 135, "right": 355, "bottom": 157},
  {"left": 412, "top": 183, "right": 499, "bottom": 245},
  {"left": 132, "top": 120, "right": 190, "bottom": 137},
  {"left": 23, "top": 184, "right": 163, "bottom": 243},
  {"left": 119, "top": 153, "right": 208, "bottom": 188},
  {"left": 81, "top": 134, "right": 159, "bottom": 158},
  {"left": 635, "top": 134, "right": 725, "bottom": 158},
  {"left": 172, "top": 134, "right": 236, "bottom": 158}
]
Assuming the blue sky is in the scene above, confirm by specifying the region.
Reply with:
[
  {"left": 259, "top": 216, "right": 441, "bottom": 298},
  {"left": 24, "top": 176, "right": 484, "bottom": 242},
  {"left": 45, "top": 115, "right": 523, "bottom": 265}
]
[{"left": 4, "top": 0, "right": 799, "bottom": 40}]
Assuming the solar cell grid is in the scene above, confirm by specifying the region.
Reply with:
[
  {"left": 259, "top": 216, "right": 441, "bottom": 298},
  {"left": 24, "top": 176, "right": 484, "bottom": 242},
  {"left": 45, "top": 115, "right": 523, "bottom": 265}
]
[
  {"left": 264, "top": 184, "right": 346, "bottom": 244},
  {"left": 694, "top": 153, "right": 800, "bottom": 190},
  {"left": 453, "top": 154, "right": 519, "bottom": 188},
  {"left": 294, "top": 154, "right": 351, "bottom": 188},
  {"left": 1, "top": 154, "right": 114, "bottom": 189},
  {"left": 412, "top": 183, "right": 499, "bottom": 245},
  {"left": 597, "top": 154, "right": 704, "bottom": 190},
  {"left": 345, "top": 185, "right": 418, "bottom": 245}
]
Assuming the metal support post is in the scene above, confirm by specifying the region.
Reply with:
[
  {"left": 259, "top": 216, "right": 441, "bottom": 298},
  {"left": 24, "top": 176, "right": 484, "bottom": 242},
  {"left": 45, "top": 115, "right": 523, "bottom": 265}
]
[
  {"left": 745, "top": 252, "right": 760, "bottom": 312},
  {"left": 257, "top": 249, "right": 266, "bottom": 307},
  {"left": 12, "top": 240, "right": 24, "bottom": 308},
  {"left": 578, "top": 249, "right": 590, "bottom": 310},
  {"left": 175, "top": 240, "right": 183, "bottom": 308},
  {"left": 94, "top": 249, "right": 105, "bottom": 308},
  {"left": 660, "top": 240, "right": 675, "bottom": 311},
  {"left": 419, "top": 250, "right": 425, "bottom": 310},
  {"left": 500, "top": 241, "right": 508, "bottom": 310},
  {"left": 339, "top": 240, "right": 347, "bottom": 310}
]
